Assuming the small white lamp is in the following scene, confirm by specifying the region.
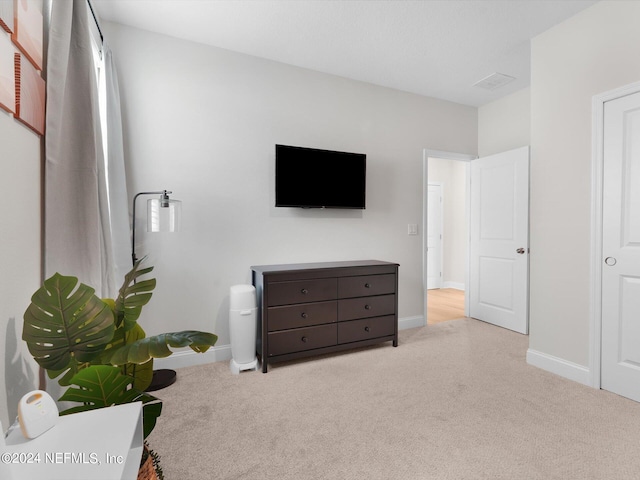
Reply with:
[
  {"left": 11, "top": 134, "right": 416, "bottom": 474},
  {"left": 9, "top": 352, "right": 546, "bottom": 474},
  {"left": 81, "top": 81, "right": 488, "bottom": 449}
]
[{"left": 132, "top": 190, "right": 182, "bottom": 264}]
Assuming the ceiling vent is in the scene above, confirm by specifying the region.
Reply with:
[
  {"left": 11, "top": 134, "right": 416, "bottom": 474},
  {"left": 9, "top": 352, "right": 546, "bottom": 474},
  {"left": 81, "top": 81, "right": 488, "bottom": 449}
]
[{"left": 473, "top": 72, "right": 516, "bottom": 90}]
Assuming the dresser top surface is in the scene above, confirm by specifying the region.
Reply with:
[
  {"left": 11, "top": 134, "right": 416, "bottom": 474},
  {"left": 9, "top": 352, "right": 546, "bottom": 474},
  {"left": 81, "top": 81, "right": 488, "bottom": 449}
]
[{"left": 251, "top": 259, "right": 398, "bottom": 274}]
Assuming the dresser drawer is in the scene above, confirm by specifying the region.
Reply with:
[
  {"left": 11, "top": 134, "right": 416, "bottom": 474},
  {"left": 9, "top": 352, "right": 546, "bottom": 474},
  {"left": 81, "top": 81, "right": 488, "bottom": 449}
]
[
  {"left": 268, "top": 324, "right": 337, "bottom": 356},
  {"left": 338, "top": 315, "right": 396, "bottom": 344},
  {"left": 338, "top": 294, "right": 396, "bottom": 321},
  {"left": 338, "top": 274, "right": 396, "bottom": 299},
  {"left": 268, "top": 301, "right": 337, "bottom": 331},
  {"left": 267, "top": 278, "right": 337, "bottom": 306}
]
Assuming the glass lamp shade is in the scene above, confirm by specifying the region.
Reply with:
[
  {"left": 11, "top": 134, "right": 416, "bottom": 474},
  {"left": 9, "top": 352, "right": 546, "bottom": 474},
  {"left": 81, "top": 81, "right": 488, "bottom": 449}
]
[{"left": 147, "top": 197, "right": 182, "bottom": 232}]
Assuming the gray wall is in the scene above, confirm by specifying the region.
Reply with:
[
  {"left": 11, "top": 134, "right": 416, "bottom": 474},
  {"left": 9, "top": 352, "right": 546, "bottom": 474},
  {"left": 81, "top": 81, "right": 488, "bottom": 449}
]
[
  {"left": 104, "top": 21, "right": 478, "bottom": 360},
  {"left": 529, "top": 1, "right": 640, "bottom": 373},
  {"left": 0, "top": 110, "right": 41, "bottom": 429},
  {"left": 478, "top": 88, "right": 530, "bottom": 158}
]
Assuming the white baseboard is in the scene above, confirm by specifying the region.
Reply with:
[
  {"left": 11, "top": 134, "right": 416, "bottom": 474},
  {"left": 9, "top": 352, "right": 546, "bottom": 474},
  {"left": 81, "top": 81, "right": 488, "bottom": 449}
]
[
  {"left": 154, "top": 316, "right": 425, "bottom": 370},
  {"left": 153, "top": 344, "right": 232, "bottom": 370},
  {"left": 399, "top": 315, "right": 425, "bottom": 330},
  {"left": 526, "top": 348, "right": 592, "bottom": 387},
  {"left": 443, "top": 281, "right": 465, "bottom": 290}
]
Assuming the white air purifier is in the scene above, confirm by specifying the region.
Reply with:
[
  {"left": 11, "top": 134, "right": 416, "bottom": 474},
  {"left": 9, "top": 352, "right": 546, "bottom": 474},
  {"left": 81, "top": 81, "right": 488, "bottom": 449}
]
[{"left": 229, "top": 284, "right": 258, "bottom": 374}]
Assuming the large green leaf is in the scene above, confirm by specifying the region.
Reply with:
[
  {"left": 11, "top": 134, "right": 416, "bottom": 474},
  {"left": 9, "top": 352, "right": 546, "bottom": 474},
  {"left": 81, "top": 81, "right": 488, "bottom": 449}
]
[
  {"left": 45, "top": 366, "right": 80, "bottom": 387},
  {"left": 127, "top": 358, "right": 154, "bottom": 392},
  {"left": 22, "top": 274, "right": 115, "bottom": 374},
  {"left": 59, "top": 365, "right": 138, "bottom": 407},
  {"left": 141, "top": 400, "right": 163, "bottom": 439},
  {"left": 97, "top": 318, "right": 155, "bottom": 391},
  {"left": 59, "top": 365, "right": 162, "bottom": 438},
  {"left": 106, "top": 331, "right": 218, "bottom": 366},
  {"left": 115, "top": 259, "right": 156, "bottom": 331},
  {"left": 124, "top": 324, "right": 154, "bottom": 391}
]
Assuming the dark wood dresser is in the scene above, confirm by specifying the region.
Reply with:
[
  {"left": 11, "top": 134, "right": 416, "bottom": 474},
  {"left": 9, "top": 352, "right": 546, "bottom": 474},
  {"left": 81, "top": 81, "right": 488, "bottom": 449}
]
[{"left": 251, "top": 260, "right": 399, "bottom": 372}]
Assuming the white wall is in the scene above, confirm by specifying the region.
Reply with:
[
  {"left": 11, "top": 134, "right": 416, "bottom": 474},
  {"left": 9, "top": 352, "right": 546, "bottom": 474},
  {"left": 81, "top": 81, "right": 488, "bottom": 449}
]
[
  {"left": 427, "top": 158, "right": 467, "bottom": 288},
  {"left": 0, "top": 111, "right": 41, "bottom": 430},
  {"left": 103, "top": 22, "right": 477, "bottom": 362},
  {"left": 478, "top": 87, "right": 530, "bottom": 157},
  {"left": 529, "top": 1, "right": 640, "bottom": 374}
]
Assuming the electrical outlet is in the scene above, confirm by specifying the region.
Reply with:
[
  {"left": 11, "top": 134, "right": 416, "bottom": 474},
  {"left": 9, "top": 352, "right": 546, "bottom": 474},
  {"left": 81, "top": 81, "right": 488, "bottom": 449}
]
[{"left": 408, "top": 224, "right": 418, "bottom": 235}]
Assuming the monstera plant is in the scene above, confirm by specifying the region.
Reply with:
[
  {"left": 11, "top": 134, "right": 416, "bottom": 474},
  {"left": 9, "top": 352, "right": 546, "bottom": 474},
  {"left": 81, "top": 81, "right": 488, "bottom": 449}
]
[{"left": 22, "top": 259, "right": 218, "bottom": 438}]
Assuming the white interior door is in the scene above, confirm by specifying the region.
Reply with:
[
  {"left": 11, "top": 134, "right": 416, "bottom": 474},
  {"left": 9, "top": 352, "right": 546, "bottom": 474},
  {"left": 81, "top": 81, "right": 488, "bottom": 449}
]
[
  {"left": 469, "top": 146, "right": 529, "bottom": 334},
  {"left": 601, "top": 91, "right": 640, "bottom": 402},
  {"left": 427, "top": 183, "right": 443, "bottom": 289}
]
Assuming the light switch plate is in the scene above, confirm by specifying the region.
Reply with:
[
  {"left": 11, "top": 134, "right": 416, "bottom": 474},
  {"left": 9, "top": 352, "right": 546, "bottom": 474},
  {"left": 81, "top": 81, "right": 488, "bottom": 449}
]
[{"left": 408, "top": 224, "right": 418, "bottom": 235}]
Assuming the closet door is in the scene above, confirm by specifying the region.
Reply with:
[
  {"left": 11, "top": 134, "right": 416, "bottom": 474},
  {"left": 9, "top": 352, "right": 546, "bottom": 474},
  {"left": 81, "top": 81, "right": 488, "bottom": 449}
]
[{"left": 601, "top": 91, "right": 640, "bottom": 402}]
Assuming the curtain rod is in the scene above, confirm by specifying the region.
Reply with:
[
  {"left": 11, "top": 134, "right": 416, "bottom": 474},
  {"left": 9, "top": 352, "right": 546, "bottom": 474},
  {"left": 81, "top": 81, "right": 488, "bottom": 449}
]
[{"left": 87, "top": 0, "right": 103, "bottom": 43}]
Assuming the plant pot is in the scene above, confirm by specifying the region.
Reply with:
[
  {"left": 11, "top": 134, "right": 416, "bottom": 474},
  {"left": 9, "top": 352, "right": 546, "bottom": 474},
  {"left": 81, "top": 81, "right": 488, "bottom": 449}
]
[{"left": 138, "top": 447, "right": 158, "bottom": 480}]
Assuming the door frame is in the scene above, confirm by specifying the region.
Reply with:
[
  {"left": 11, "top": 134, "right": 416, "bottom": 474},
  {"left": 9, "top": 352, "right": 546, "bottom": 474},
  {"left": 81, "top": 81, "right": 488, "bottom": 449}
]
[
  {"left": 426, "top": 182, "right": 444, "bottom": 290},
  {"left": 423, "top": 149, "right": 476, "bottom": 325},
  {"left": 590, "top": 80, "right": 640, "bottom": 389}
]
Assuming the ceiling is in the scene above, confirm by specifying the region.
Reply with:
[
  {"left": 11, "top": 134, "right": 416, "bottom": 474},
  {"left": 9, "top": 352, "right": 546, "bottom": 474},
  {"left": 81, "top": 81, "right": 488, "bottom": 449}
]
[{"left": 91, "top": 0, "right": 598, "bottom": 107}]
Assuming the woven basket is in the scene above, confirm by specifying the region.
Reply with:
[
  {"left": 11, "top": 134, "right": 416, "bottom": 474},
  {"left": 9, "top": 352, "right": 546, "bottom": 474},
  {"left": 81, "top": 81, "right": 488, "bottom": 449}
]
[{"left": 138, "top": 448, "right": 158, "bottom": 480}]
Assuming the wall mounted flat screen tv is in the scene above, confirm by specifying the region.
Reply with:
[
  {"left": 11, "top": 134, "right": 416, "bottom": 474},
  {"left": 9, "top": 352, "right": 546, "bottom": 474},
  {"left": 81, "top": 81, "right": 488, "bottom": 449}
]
[{"left": 275, "top": 144, "right": 366, "bottom": 209}]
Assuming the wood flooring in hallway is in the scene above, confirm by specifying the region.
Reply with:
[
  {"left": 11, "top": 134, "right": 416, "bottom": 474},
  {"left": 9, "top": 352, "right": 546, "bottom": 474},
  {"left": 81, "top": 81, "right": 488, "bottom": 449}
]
[{"left": 427, "top": 288, "right": 466, "bottom": 324}]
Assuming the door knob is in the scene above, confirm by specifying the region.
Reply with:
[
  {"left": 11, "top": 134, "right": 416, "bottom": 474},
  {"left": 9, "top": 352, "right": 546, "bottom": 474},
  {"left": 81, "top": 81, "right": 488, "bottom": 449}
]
[
  {"left": 516, "top": 248, "right": 526, "bottom": 254},
  {"left": 605, "top": 257, "right": 617, "bottom": 266}
]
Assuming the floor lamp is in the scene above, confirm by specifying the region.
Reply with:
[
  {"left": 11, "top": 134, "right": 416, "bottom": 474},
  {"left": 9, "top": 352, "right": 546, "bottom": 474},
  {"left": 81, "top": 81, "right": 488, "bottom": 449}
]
[{"left": 132, "top": 190, "right": 182, "bottom": 391}]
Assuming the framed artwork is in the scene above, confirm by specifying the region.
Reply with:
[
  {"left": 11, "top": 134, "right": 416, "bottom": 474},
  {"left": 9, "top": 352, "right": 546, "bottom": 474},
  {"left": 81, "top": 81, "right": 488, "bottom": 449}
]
[
  {"left": 0, "top": 0, "right": 13, "bottom": 34},
  {"left": 12, "top": 0, "right": 42, "bottom": 70},
  {"left": 15, "top": 52, "right": 45, "bottom": 135},
  {"left": 0, "top": 30, "right": 14, "bottom": 113}
]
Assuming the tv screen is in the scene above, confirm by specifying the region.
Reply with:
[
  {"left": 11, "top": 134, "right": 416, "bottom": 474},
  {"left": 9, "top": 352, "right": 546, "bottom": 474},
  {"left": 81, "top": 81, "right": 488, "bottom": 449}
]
[{"left": 275, "top": 144, "right": 366, "bottom": 209}]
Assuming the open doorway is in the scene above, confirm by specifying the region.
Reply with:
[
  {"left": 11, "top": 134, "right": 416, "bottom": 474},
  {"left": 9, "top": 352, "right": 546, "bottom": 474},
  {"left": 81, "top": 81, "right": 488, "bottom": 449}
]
[{"left": 423, "top": 150, "right": 475, "bottom": 325}]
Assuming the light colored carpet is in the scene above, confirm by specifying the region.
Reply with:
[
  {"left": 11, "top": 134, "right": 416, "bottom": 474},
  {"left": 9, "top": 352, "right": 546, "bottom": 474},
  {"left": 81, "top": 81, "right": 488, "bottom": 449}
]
[{"left": 149, "top": 319, "right": 640, "bottom": 479}]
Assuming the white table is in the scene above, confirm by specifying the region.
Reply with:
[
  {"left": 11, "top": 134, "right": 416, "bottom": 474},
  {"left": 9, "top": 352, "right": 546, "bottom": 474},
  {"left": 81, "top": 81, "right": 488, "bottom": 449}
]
[{"left": 3, "top": 402, "right": 143, "bottom": 480}]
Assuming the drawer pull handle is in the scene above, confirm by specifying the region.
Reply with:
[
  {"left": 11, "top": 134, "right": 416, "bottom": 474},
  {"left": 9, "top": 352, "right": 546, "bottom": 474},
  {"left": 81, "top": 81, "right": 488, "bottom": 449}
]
[
  {"left": 365, "top": 283, "right": 371, "bottom": 288},
  {"left": 301, "top": 288, "right": 308, "bottom": 294},
  {"left": 364, "top": 304, "right": 371, "bottom": 310},
  {"left": 364, "top": 326, "right": 370, "bottom": 332},
  {"left": 301, "top": 336, "right": 308, "bottom": 343},
  {"left": 301, "top": 312, "right": 308, "bottom": 319}
]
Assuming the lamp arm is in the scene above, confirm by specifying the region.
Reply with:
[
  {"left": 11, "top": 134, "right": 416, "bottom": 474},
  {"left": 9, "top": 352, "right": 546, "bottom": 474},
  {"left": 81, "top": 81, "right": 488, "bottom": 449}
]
[{"left": 131, "top": 190, "right": 172, "bottom": 265}]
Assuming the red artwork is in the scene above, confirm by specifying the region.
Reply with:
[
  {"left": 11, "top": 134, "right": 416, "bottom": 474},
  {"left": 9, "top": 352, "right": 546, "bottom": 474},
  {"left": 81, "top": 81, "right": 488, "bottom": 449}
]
[
  {"left": 0, "top": 0, "right": 13, "bottom": 34},
  {"left": 0, "top": 30, "right": 15, "bottom": 113},
  {"left": 15, "top": 52, "right": 45, "bottom": 135},
  {"left": 12, "top": 0, "right": 42, "bottom": 70},
  {"left": 1, "top": 0, "right": 46, "bottom": 136}
]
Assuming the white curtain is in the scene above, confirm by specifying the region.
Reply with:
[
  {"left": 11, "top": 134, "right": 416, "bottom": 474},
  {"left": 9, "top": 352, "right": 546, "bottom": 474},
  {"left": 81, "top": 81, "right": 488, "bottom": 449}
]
[
  {"left": 45, "top": 0, "right": 129, "bottom": 298},
  {"left": 102, "top": 41, "right": 131, "bottom": 293}
]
